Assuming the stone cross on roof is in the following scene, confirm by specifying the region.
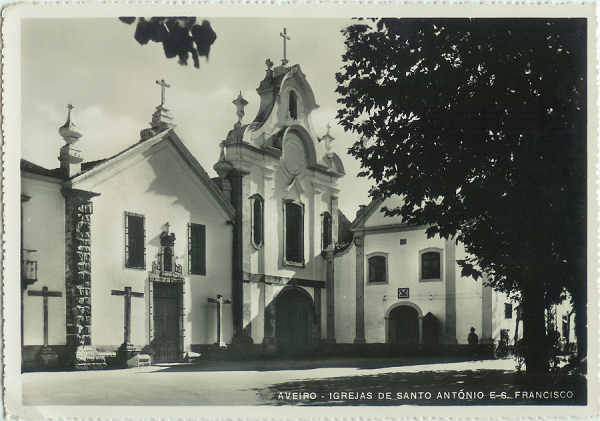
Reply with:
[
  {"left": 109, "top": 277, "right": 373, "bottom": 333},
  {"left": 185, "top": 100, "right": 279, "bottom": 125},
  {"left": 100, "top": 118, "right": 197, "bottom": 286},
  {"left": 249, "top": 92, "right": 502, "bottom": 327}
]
[
  {"left": 156, "top": 79, "right": 171, "bottom": 106},
  {"left": 280, "top": 28, "right": 291, "bottom": 66}
]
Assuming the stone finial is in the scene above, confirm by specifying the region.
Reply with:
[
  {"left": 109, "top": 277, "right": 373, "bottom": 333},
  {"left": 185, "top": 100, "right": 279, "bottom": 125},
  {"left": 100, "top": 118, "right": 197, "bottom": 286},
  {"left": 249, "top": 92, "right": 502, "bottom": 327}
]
[
  {"left": 58, "top": 104, "right": 84, "bottom": 177},
  {"left": 232, "top": 91, "right": 248, "bottom": 127},
  {"left": 59, "top": 104, "right": 83, "bottom": 144},
  {"left": 265, "top": 58, "right": 274, "bottom": 71}
]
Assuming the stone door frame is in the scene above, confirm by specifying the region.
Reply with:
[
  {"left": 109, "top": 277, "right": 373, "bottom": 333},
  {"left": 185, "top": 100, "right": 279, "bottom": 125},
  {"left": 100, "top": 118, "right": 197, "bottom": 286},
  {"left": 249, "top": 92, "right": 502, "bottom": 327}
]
[
  {"left": 384, "top": 301, "right": 424, "bottom": 344},
  {"left": 147, "top": 273, "right": 185, "bottom": 361}
]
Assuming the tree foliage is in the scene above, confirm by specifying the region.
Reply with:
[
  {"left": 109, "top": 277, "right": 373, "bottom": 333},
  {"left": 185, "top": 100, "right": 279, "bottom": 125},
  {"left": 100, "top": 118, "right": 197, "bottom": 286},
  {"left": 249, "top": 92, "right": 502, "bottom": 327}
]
[
  {"left": 119, "top": 17, "right": 217, "bottom": 68},
  {"left": 336, "top": 18, "right": 586, "bottom": 371}
]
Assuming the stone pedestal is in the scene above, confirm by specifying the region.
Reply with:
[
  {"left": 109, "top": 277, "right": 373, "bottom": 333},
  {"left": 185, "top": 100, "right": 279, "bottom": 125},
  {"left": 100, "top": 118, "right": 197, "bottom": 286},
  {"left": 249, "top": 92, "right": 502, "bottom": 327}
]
[
  {"left": 73, "top": 345, "right": 106, "bottom": 370},
  {"left": 262, "top": 337, "right": 277, "bottom": 354},
  {"left": 116, "top": 343, "right": 138, "bottom": 367},
  {"left": 37, "top": 346, "right": 60, "bottom": 369}
]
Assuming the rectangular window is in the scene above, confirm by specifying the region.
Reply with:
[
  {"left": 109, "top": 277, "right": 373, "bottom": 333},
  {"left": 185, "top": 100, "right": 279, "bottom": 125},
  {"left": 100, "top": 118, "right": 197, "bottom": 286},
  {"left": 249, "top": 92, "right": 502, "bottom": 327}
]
[
  {"left": 421, "top": 251, "right": 441, "bottom": 280},
  {"left": 125, "top": 212, "right": 145, "bottom": 269},
  {"left": 504, "top": 303, "right": 513, "bottom": 319},
  {"left": 188, "top": 223, "right": 206, "bottom": 275},
  {"left": 284, "top": 201, "right": 304, "bottom": 264},
  {"left": 368, "top": 255, "right": 387, "bottom": 283}
]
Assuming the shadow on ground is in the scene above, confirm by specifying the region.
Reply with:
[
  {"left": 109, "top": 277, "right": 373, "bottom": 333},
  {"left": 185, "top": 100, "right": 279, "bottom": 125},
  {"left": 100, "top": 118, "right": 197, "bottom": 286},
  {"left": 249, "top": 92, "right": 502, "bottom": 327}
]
[
  {"left": 255, "top": 369, "right": 587, "bottom": 406},
  {"left": 150, "top": 356, "right": 494, "bottom": 373}
]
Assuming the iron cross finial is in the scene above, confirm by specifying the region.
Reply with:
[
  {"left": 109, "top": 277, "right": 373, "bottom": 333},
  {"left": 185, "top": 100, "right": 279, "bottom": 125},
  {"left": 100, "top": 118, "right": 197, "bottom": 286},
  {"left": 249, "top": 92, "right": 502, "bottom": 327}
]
[
  {"left": 232, "top": 91, "right": 248, "bottom": 125},
  {"left": 155, "top": 79, "right": 171, "bottom": 106},
  {"left": 66, "top": 104, "right": 74, "bottom": 121},
  {"left": 280, "top": 28, "right": 291, "bottom": 66}
]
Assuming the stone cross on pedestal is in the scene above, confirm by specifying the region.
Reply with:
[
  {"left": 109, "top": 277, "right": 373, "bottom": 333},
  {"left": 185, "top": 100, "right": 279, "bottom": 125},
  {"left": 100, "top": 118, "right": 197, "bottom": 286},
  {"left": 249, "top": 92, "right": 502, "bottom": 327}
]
[
  {"left": 280, "top": 27, "right": 291, "bottom": 65},
  {"left": 208, "top": 294, "right": 231, "bottom": 348},
  {"left": 111, "top": 286, "right": 144, "bottom": 346},
  {"left": 27, "top": 286, "right": 62, "bottom": 347},
  {"left": 156, "top": 79, "right": 171, "bottom": 106}
]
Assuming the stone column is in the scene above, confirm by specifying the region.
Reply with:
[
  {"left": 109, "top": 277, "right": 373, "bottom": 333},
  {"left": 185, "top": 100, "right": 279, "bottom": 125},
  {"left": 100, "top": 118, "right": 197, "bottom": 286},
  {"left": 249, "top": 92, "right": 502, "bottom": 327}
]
[
  {"left": 444, "top": 239, "right": 457, "bottom": 343},
  {"left": 418, "top": 315, "right": 424, "bottom": 344},
  {"left": 353, "top": 234, "right": 366, "bottom": 343},
  {"left": 62, "top": 188, "right": 104, "bottom": 369}
]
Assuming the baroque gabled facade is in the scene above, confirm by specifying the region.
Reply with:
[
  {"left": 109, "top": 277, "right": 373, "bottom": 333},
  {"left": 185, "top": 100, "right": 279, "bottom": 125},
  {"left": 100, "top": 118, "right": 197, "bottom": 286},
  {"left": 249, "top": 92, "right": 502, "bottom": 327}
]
[{"left": 212, "top": 61, "right": 345, "bottom": 353}]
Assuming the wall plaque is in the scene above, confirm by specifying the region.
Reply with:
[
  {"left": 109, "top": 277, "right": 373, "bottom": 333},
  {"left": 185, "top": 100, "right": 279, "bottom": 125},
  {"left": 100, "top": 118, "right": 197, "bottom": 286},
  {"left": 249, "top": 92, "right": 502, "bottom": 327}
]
[{"left": 398, "top": 288, "right": 409, "bottom": 299}]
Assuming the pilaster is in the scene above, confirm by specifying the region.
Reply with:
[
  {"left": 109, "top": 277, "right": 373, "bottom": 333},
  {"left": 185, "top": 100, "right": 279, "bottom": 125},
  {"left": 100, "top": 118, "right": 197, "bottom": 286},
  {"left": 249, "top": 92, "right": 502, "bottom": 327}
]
[
  {"left": 481, "top": 277, "right": 493, "bottom": 343},
  {"left": 325, "top": 249, "right": 336, "bottom": 342},
  {"left": 353, "top": 234, "right": 366, "bottom": 343},
  {"left": 228, "top": 169, "right": 251, "bottom": 343},
  {"left": 444, "top": 238, "right": 457, "bottom": 343},
  {"left": 62, "top": 188, "right": 105, "bottom": 369}
]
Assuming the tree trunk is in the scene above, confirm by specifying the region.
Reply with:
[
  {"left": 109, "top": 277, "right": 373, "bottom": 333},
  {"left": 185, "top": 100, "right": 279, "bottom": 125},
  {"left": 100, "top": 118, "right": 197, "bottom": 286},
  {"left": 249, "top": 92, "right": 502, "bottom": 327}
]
[
  {"left": 522, "top": 286, "right": 548, "bottom": 374},
  {"left": 573, "top": 291, "right": 586, "bottom": 368}
]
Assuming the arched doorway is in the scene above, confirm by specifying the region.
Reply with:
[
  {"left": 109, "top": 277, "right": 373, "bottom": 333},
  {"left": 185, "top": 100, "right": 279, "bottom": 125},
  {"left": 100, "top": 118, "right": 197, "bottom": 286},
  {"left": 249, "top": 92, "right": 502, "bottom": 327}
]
[
  {"left": 388, "top": 305, "right": 419, "bottom": 345},
  {"left": 275, "top": 287, "right": 314, "bottom": 354}
]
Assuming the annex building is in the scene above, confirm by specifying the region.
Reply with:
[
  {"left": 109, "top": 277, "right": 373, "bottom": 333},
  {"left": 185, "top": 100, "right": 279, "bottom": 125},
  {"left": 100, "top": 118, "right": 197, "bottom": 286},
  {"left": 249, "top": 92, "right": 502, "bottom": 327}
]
[{"left": 20, "top": 49, "right": 575, "bottom": 369}]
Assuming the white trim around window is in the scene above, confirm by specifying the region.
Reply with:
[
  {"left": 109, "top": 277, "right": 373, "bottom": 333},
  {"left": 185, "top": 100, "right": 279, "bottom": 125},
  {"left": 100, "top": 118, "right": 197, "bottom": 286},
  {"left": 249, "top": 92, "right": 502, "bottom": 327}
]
[
  {"left": 283, "top": 199, "right": 305, "bottom": 267},
  {"left": 367, "top": 252, "right": 389, "bottom": 285},
  {"left": 419, "top": 247, "right": 443, "bottom": 282}
]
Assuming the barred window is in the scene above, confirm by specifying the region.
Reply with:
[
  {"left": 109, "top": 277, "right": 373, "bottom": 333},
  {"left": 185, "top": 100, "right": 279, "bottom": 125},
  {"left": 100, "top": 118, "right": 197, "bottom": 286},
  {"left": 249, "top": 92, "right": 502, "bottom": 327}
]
[
  {"left": 188, "top": 223, "right": 206, "bottom": 275},
  {"left": 284, "top": 201, "right": 304, "bottom": 265},
  {"left": 125, "top": 212, "right": 145, "bottom": 269}
]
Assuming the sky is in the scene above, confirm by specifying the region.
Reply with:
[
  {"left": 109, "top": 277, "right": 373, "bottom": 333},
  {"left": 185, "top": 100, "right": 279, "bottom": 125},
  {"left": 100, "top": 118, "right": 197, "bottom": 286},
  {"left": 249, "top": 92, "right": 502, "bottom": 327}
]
[{"left": 21, "top": 18, "right": 373, "bottom": 217}]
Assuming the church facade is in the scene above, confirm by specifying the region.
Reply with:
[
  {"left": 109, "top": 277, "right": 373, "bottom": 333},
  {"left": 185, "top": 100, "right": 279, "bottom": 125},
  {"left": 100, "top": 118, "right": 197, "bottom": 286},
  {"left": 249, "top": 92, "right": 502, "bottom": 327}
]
[{"left": 20, "top": 51, "right": 575, "bottom": 369}]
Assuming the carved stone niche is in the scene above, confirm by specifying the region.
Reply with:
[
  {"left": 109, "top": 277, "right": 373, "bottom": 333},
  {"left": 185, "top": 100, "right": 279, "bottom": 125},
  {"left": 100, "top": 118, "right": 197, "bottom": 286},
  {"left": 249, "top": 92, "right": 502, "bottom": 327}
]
[{"left": 152, "top": 226, "right": 182, "bottom": 277}]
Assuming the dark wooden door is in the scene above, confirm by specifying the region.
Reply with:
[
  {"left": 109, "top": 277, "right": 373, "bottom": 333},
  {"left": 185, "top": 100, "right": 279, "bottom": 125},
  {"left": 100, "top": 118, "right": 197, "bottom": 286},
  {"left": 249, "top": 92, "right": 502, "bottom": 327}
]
[
  {"left": 276, "top": 289, "right": 313, "bottom": 355},
  {"left": 153, "top": 283, "right": 181, "bottom": 362},
  {"left": 388, "top": 306, "right": 419, "bottom": 344}
]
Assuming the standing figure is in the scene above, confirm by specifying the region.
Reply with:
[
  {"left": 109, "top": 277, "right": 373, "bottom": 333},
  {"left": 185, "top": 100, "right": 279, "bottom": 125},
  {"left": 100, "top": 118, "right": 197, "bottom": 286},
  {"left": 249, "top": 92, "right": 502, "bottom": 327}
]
[{"left": 468, "top": 327, "right": 479, "bottom": 345}]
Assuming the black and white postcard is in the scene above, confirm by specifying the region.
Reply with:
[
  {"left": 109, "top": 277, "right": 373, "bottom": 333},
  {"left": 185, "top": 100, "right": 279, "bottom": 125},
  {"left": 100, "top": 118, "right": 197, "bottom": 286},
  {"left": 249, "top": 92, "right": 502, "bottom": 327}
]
[{"left": 1, "top": 3, "right": 598, "bottom": 420}]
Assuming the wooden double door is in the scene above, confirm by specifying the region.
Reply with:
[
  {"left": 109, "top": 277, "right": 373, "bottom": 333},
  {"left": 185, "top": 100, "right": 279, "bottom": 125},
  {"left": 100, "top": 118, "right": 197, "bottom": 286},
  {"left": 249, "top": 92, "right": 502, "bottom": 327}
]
[
  {"left": 388, "top": 306, "right": 419, "bottom": 345},
  {"left": 152, "top": 282, "right": 182, "bottom": 362},
  {"left": 275, "top": 288, "right": 314, "bottom": 355}
]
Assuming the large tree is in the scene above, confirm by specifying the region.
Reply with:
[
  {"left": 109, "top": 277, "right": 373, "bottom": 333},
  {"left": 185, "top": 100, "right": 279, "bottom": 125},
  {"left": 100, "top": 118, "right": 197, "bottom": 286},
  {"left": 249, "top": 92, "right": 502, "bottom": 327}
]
[{"left": 336, "top": 18, "right": 586, "bottom": 373}]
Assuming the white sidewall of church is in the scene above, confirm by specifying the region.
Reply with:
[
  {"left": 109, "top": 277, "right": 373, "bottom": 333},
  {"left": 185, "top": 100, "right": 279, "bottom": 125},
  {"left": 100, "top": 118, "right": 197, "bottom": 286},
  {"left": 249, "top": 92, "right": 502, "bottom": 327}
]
[{"left": 22, "top": 175, "right": 67, "bottom": 346}]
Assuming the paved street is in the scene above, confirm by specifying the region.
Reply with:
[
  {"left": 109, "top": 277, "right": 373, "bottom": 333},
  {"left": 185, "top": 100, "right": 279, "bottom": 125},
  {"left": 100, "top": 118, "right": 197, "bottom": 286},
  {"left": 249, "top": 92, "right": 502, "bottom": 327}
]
[{"left": 22, "top": 358, "right": 585, "bottom": 406}]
